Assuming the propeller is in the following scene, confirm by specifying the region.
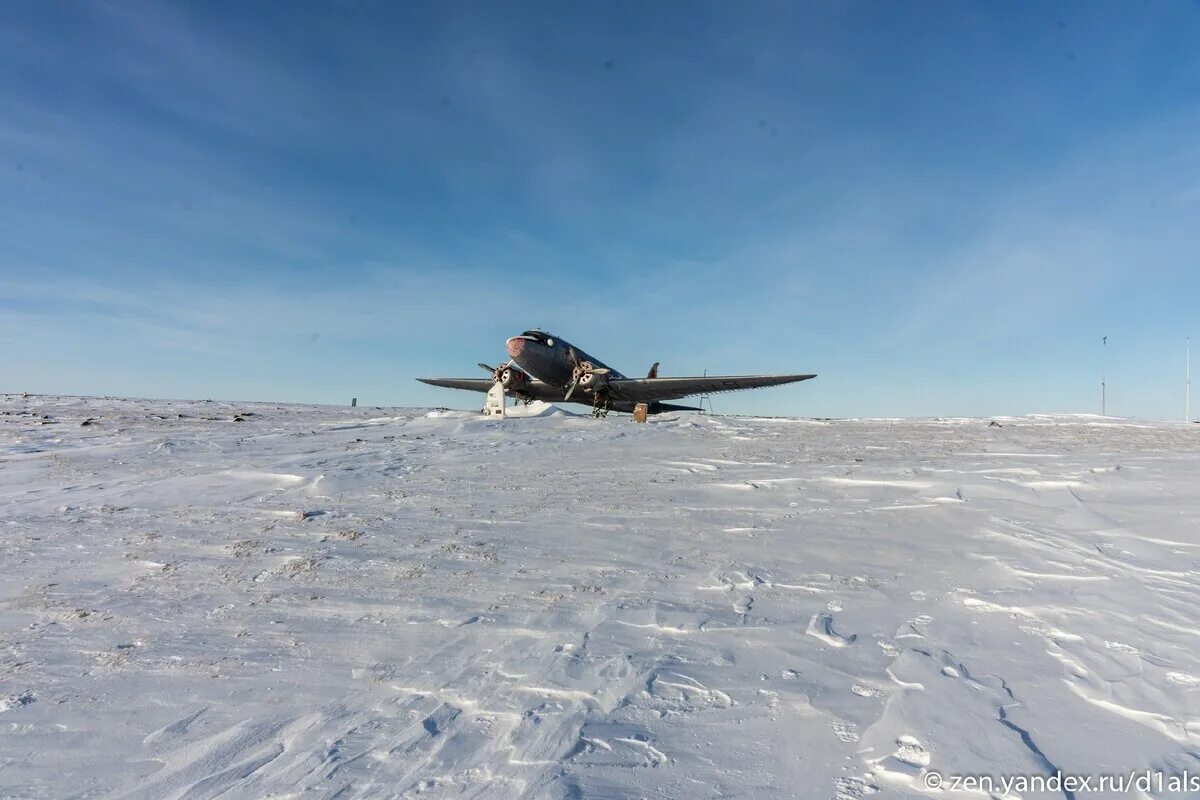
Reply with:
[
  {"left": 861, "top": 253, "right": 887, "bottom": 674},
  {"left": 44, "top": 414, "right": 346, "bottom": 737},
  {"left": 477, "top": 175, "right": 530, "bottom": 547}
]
[
  {"left": 564, "top": 351, "right": 610, "bottom": 401},
  {"left": 479, "top": 360, "right": 532, "bottom": 397},
  {"left": 479, "top": 360, "right": 514, "bottom": 383}
]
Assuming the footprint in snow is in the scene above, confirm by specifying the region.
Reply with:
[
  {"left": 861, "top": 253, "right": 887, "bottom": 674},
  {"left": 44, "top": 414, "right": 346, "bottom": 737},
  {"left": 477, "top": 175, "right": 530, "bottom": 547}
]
[
  {"left": 868, "top": 735, "right": 931, "bottom": 782},
  {"left": 831, "top": 720, "right": 860, "bottom": 743},
  {"left": 894, "top": 735, "right": 930, "bottom": 767}
]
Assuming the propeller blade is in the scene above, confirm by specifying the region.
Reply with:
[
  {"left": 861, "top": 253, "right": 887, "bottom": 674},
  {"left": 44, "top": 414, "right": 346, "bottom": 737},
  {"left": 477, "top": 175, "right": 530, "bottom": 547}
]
[
  {"left": 566, "top": 347, "right": 579, "bottom": 368},
  {"left": 564, "top": 378, "right": 579, "bottom": 401},
  {"left": 481, "top": 359, "right": 516, "bottom": 382},
  {"left": 590, "top": 368, "right": 610, "bottom": 375}
]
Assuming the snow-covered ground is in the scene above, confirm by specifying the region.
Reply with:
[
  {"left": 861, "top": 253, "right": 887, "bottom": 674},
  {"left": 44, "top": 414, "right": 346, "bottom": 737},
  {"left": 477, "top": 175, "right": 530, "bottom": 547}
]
[{"left": 3, "top": 395, "right": 1199, "bottom": 799}]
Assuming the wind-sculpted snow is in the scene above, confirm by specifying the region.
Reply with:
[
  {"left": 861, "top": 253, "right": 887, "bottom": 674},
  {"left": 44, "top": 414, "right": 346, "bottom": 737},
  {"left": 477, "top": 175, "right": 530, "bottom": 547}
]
[{"left": 2, "top": 396, "right": 1199, "bottom": 798}]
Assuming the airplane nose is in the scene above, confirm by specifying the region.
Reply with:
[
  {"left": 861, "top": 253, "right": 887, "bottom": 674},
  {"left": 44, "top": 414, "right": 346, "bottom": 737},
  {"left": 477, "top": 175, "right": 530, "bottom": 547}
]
[{"left": 506, "top": 337, "right": 525, "bottom": 358}]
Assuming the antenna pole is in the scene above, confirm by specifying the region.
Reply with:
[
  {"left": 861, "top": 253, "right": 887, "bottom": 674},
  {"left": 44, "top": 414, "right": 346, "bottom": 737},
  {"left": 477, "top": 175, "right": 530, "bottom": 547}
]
[
  {"left": 1101, "top": 335, "right": 1107, "bottom": 416},
  {"left": 1187, "top": 335, "right": 1192, "bottom": 422}
]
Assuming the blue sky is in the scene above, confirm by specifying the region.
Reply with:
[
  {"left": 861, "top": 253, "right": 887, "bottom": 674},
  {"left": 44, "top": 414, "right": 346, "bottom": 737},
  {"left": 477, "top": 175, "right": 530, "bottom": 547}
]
[{"left": 2, "top": 1, "right": 1197, "bottom": 417}]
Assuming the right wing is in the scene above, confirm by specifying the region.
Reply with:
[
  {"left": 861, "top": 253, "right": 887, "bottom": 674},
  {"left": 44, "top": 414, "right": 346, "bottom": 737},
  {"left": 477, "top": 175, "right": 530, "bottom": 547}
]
[
  {"left": 416, "top": 377, "right": 563, "bottom": 401},
  {"left": 607, "top": 373, "right": 816, "bottom": 404}
]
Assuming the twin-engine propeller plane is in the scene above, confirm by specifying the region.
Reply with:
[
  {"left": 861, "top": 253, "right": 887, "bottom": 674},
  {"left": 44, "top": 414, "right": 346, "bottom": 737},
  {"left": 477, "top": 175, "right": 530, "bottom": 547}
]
[{"left": 418, "top": 330, "right": 816, "bottom": 417}]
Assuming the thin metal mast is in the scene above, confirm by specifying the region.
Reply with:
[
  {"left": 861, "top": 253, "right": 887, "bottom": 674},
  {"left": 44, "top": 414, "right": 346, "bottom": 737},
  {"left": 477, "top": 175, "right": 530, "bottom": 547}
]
[{"left": 1101, "top": 336, "right": 1107, "bottom": 416}]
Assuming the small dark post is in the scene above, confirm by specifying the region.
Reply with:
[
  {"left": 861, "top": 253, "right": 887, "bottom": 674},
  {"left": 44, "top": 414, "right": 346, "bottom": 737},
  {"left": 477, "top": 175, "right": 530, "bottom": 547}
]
[{"left": 351, "top": 398, "right": 357, "bottom": 407}]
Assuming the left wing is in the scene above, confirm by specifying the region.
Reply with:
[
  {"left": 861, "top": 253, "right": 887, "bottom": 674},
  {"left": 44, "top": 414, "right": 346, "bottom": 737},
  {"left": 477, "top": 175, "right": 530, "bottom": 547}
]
[
  {"left": 416, "top": 377, "right": 564, "bottom": 401},
  {"left": 607, "top": 374, "right": 816, "bottom": 404}
]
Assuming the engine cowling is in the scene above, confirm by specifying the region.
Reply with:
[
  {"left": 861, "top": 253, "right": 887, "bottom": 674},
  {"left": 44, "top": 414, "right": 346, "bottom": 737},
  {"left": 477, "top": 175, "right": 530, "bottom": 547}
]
[
  {"left": 575, "top": 363, "right": 608, "bottom": 393},
  {"left": 563, "top": 349, "right": 612, "bottom": 401},
  {"left": 497, "top": 366, "right": 530, "bottom": 392},
  {"left": 569, "top": 361, "right": 609, "bottom": 395}
]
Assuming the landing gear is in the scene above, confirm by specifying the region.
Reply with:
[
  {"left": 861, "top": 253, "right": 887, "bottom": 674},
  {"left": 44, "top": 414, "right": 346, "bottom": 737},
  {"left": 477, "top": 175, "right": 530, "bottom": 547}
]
[{"left": 591, "top": 393, "right": 611, "bottom": 419}]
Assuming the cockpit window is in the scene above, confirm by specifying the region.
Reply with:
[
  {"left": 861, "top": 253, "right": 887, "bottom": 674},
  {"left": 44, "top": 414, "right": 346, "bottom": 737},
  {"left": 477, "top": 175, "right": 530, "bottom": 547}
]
[{"left": 521, "top": 330, "right": 555, "bottom": 345}]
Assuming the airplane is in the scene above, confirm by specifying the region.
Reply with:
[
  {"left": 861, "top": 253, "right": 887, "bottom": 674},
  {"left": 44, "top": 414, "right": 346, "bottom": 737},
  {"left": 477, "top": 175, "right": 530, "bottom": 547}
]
[{"left": 417, "top": 329, "right": 816, "bottom": 417}]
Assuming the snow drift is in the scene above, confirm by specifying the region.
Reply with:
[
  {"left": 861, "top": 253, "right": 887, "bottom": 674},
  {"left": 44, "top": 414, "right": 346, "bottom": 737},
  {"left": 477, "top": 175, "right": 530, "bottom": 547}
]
[{"left": 2, "top": 395, "right": 1198, "bottom": 798}]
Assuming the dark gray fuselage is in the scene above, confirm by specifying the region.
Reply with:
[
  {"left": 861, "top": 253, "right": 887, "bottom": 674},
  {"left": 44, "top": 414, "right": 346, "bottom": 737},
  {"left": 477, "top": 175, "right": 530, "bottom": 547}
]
[{"left": 506, "top": 331, "right": 626, "bottom": 389}]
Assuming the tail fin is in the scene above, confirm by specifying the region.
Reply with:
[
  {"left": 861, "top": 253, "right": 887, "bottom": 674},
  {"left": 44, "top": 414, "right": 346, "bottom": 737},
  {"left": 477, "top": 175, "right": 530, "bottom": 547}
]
[{"left": 646, "top": 362, "right": 660, "bottom": 379}]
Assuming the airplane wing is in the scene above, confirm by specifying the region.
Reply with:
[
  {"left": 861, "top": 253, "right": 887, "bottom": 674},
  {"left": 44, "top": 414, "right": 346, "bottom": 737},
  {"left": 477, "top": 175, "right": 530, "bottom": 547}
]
[
  {"left": 606, "top": 374, "right": 816, "bottom": 404},
  {"left": 415, "top": 377, "right": 564, "bottom": 401}
]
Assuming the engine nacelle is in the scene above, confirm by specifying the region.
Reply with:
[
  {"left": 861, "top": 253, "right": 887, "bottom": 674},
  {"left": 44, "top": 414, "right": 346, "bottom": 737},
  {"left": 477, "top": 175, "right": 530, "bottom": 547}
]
[
  {"left": 576, "top": 364, "right": 608, "bottom": 393},
  {"left": 498, "top": 366, "right": 530, "bottom": 392}
]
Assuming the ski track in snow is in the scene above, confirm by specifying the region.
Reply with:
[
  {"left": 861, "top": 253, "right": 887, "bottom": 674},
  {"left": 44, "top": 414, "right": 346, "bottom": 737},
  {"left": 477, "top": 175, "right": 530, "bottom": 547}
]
[{"left": 2, "top": 396, "right": 1200, "bottom": 798}]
